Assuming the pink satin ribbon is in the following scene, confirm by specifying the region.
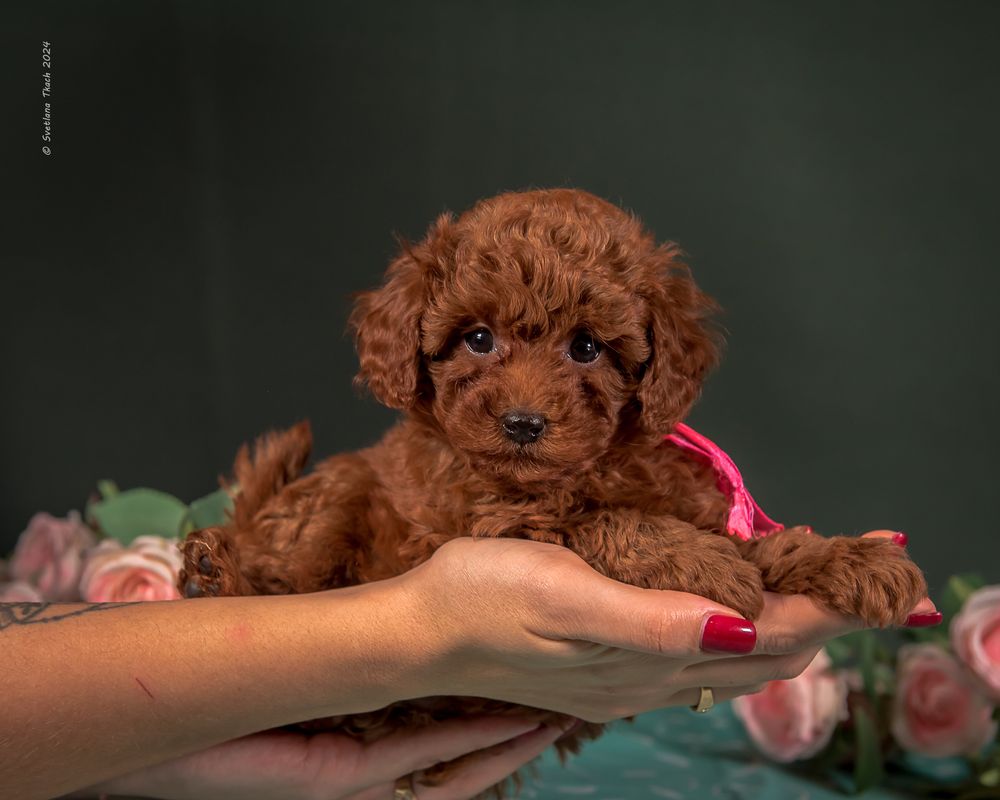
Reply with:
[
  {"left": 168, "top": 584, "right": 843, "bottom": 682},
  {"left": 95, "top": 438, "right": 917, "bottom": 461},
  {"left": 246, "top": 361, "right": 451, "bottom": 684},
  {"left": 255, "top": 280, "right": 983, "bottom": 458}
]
[{"left": 664, "top": 422, "right": 784, "bottom": 541}]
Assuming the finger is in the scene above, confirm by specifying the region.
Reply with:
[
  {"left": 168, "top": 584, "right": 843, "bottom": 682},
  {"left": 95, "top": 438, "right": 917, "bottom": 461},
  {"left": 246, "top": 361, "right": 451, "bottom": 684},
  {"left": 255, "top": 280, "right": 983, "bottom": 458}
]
[
  {"left": 671, "top": 683, "right": 770, "bottom": 709},
  {"left": 860, "top": 528, "right": 913, "bottom": 552},
  {"left": 754, "top": 580, "right": 939, "bottom": 656},
  {"left": 752, "top": 591, "right": 863, "bottom": 654},
  {"left": 408, "top": 721, "right": 574, "bottom": 800},
  {"left": 679, "top": 645, "right": 824, "bottom": 688},
  {"left": 859, "top": 529, "right": 904, "bottom": 542},
  {"left": 553, "top": 578, "right": 758, "bottom": 659},
  {"left": 758, "top": 527, "right": 941, "bottom": 650},
  {"left": 360, "top": 715, "right": 552, "bottom": 782}
]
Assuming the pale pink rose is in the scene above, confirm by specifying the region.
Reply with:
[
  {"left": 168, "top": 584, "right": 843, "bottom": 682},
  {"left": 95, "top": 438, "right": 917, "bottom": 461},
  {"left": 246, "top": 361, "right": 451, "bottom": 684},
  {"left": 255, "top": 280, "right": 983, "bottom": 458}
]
[
  {"left": 951, "top": 585, "right": 1000, "bottom": 701},
  {"left": 10, "top": 511, "right": 97, "bottom": 601},
  {"left": 733, "top": 649, "right": 849, "bottom": 762},
  {"left": 0, "top": 581, "right": 45, "bottom": 601},
  {"left": 79, "top": 535, "right": 183, "bottom": 602},
  {"left": 891, "top": 643, "right": 997, "bottom": 757}
]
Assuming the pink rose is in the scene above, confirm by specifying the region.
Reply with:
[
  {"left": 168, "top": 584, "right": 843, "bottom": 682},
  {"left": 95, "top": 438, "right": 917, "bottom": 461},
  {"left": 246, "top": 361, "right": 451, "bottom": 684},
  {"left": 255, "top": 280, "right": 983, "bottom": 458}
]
[
  {"left": 79, "top": 535, "right": 183, "bottom": 602},
  {"left": 0, "top": 581, "right": 45, "bottom": 601},
  {"left": 891, "top": 643, "right": 997, "bottom": 757},
  {"left": 951, "top": 585, "right": 1000, "bottom": 701},
  {"left": 733, "top": 648, "right": 849, "bottom": 762},
  {"left": 10, "top": 511, "right": 97, "bottom": 601}
]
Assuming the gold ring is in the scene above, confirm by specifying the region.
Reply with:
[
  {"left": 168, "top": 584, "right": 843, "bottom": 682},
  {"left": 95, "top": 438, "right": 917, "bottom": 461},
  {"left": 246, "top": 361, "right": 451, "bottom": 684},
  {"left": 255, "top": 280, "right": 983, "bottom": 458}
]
[
  {"left": 691, "top": 686, "right": 715, "bottom": 714},
  {"left": 394, "top": 774, "right": 417, "bottom": 799}
]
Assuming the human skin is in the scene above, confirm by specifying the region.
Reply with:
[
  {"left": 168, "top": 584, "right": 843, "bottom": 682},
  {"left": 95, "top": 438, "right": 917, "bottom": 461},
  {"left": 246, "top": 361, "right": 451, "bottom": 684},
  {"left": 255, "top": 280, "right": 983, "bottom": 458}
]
[{"left": 3, "top": 532, "right": 935, "bottom": 800}]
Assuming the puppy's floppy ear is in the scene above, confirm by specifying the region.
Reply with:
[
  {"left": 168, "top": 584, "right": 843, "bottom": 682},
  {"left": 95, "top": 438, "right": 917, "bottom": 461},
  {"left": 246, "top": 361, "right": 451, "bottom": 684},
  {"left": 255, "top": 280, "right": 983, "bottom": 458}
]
[
  {"left": 636, "top": 246, "right": 722, "bottom": 434},
  {"left": 349, "top": 215, "right": 451, "bottom": 410}
]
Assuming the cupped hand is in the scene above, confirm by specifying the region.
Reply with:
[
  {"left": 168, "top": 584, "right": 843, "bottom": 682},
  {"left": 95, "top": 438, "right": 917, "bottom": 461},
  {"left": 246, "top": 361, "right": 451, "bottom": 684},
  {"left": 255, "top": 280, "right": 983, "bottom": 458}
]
[
  {"left": 70, "top": 714, "right": 576, "bottom": 800},
  {"left": 69, "top": 530, "right": 933, "bottom": 800},
  {"left": 398, "top": 530, "right": 936, "bottom": 722}
]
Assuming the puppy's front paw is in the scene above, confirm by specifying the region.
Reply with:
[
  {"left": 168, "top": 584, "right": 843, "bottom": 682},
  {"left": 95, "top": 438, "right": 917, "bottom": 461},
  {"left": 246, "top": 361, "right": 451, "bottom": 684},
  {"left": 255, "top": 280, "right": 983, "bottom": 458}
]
[
  {"left": 800, "top": 537, "right": 926, "bottom": 627},
  {"left": 177, "top": 528, "right": 247, "bottom": 598},
  {"left": 683, "top": 543, "right": 766, "bottom": 621},
  {"left": 641, "top": 533, "right": 766, "bottom": 621}
]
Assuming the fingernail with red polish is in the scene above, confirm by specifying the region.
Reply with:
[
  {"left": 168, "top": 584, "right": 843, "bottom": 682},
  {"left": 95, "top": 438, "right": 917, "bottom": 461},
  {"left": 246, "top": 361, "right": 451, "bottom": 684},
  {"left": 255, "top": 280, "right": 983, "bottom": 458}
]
[
  {"left": 701, "top": 615, "right": 757, "bottom": 654},
  {"left": 906, "top": 611, "right": 943, "bottom": 628},
  {"left": 892, "top": 532, "right": 908, "bottom": 547}
]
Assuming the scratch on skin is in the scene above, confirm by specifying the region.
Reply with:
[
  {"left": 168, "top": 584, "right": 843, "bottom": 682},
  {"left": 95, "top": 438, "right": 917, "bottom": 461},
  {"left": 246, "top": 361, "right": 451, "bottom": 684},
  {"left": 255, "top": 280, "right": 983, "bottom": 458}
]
[{"left": 135, "top": 677, "right": 155, "bottom": 700}]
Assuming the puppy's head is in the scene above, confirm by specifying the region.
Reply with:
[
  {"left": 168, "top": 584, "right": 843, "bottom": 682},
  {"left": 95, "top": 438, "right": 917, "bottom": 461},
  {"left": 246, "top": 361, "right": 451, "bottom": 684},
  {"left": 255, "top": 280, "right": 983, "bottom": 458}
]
[{"left": 351, "top": 189, "right": 721, "bottom": 484}]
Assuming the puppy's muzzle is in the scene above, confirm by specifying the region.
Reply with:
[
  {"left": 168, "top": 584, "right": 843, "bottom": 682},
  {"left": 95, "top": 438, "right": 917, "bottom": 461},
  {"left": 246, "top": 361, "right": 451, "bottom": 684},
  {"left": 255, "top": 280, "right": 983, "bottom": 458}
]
[{"left": 501, "top": 410, "right": 546, "bottom": 445}]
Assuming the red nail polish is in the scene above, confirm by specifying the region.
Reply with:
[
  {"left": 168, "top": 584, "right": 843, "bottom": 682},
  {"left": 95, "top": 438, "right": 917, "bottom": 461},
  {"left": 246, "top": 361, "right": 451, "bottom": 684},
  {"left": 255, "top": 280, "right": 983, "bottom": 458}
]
[
  {"left": 906, "top": 611, "right": 943, "bottom": 628},
  {"left": 701, "top": 615, "right": 757, "bottom": 654},
  {"left": 892, "top": 532, "right": 908, "bottom": 547}
]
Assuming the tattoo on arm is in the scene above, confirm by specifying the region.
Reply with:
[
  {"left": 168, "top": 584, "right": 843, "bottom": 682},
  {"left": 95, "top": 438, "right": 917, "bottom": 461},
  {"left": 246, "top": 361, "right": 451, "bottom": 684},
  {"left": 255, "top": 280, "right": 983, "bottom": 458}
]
[{"left": 0, "top": 602, "right": 140, "bottom": 630}]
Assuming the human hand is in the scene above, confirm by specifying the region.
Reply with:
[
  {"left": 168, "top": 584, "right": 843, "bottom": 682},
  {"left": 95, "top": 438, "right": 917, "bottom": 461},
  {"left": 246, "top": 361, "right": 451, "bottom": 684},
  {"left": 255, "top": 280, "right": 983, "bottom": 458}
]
[
  {"left": 396, "top": 530, "right": 936, "bottom": 721},
  {"left": 68, "top": 714, "right": 576, "bottom": 800}
]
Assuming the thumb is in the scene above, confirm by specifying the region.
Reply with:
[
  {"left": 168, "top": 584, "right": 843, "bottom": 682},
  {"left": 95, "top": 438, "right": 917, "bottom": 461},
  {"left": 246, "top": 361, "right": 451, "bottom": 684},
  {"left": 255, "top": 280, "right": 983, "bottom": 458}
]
[{"left": 555, "top": 576, "right": 757, "bottom": 659}]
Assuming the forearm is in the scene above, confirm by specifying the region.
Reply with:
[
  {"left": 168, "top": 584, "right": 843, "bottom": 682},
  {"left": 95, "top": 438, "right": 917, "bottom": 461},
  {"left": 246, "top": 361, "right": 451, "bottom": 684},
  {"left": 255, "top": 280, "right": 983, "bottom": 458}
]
[{"left": 0, "top": 578, "right": 420, "bottom": 800}]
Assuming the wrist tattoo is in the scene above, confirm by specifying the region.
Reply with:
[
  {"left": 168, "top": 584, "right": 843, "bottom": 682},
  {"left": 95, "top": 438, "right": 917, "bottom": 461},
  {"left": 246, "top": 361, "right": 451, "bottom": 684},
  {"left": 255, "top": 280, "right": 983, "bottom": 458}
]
[{"left": 0, "top": 601, "right": 140, "bottom": 630}]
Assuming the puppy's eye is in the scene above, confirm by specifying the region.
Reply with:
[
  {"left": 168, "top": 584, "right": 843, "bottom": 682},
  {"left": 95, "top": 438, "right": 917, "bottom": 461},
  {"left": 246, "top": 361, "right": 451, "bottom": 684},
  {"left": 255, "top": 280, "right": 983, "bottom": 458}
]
[
  {"left": 569, "top": 332, "right": 602, "bottom": 363},
  {"left": 465, "top": 328, "right": 495, "bottom": 354}
]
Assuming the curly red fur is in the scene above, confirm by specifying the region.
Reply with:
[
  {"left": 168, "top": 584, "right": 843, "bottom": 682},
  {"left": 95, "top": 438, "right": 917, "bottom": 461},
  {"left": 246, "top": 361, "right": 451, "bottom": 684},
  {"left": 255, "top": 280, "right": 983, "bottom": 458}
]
[{"left": 178, "top": 188, "right": 926, "bottom": 799}]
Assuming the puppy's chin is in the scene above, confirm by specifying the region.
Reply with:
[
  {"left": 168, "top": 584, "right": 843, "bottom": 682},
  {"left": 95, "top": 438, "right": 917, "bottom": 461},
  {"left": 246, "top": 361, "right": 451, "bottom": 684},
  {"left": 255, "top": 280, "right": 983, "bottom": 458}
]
[
  {"left": 446, "top": 429, "right": 612, "bottom": 489},
  {"left": 466, "top": 448, "right": 578, "bottom": 487}
]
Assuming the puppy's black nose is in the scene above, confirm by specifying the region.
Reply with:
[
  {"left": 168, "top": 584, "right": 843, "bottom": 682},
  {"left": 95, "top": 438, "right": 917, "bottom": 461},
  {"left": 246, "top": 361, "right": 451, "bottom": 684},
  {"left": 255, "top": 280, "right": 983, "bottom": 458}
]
[{"left": 501, "top": 411, "right": 546, "bottom": 444}]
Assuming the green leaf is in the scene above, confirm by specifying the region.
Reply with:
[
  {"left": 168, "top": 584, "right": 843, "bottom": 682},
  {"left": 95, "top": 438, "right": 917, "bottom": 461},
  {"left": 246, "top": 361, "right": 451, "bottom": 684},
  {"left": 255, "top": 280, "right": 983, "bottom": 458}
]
[
  {"left": 873, "top": 662, "right": 895, "bottom": 693},
  {"left": 88, "top": 488, "right": 189, "bottom": 546},
  {"left": 903, "top": 625, "right": 951, "bottom": 646},
  {"left": 97, "top": 480, "right": 120, "bottom": 500},
  {"left": 941, "top": 574, "right": 987, "bottom": 618},
  {"left": 185, "top": 488, "right": 235, "bottom": 531},
  {"left": 859, "top": 631, "right": 878, "bottom": 700},
  {"left": 828, "top": 768, "right": 858, "bottom": 795},
  {"left": 838, "top": 629, "right": 875, "bottom": 652},
  {"left": 825, "top": 636, "right": 854, "bottom": 667},
  {"left": 853, "top": 705, "right": 885, "bottom": 792}
]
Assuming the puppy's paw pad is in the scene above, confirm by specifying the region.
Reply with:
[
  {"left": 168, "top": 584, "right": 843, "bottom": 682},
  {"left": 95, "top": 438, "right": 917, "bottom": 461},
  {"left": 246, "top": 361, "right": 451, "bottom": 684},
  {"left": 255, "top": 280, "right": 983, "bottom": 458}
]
[
  {"left": 178, "top": 528, "right": 240, "bottom": 598},
  {"left": 183, "top": 578, "right": 219, "bottom": 597}
]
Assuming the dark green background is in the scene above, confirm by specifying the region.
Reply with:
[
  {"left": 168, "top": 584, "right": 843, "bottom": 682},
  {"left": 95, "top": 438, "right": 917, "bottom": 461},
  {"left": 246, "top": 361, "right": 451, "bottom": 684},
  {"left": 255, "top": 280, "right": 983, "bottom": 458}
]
[{"left": 2, "top": 1, "right": 998, "bottom": 595}]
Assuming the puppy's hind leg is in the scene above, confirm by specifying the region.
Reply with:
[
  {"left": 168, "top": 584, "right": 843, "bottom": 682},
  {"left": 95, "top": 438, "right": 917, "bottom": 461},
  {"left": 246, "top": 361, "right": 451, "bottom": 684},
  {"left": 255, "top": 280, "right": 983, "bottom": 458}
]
[
  {"left": 177, "top": 421, "right": 313, "bottom": 599},
  {"left": 179, "top": 455, "right": 383, "bottom": 598},
  {"left": 178, "top": 527, "right": 255, "bottom": 598}
]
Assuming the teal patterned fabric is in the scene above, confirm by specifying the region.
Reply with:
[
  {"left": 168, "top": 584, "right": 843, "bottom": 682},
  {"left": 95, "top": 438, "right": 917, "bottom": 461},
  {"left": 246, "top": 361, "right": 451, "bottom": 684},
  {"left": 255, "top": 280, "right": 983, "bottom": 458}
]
[{"left": 523, "top": 703, "right": 912, "bottom": 800}]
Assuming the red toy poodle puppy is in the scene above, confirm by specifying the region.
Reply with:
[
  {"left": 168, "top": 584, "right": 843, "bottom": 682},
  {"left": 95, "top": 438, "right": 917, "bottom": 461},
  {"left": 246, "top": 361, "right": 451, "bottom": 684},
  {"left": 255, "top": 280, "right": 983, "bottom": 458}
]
[{"left": 178, "top": 188, "right": 926, "bottom": 796}]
